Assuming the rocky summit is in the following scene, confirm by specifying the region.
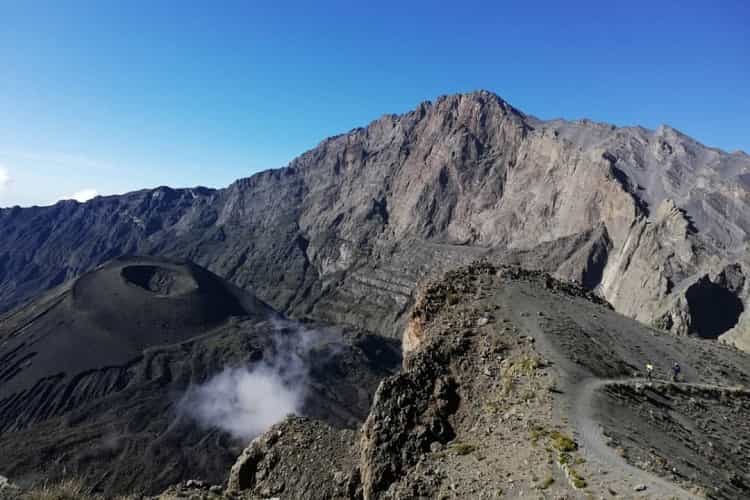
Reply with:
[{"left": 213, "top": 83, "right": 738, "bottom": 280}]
[
  {"left": 1, "top": 91, "right": 750, "bottom": 499},
  {"left": 1, "top": 91, "right": 749, "bottom": 349}
]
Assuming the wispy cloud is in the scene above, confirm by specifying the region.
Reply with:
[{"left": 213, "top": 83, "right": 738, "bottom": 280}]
[
  {"left": 0, "top": 165, "right": 9, "bottom": 191},
  {"left": 179, "top": 320, "right": 342, "bottom": 440},
  {"left": 0, "top": 150, "right": 113, "bottom": 206},
  {"left": 67, "top": 189, "right": 98, "bottom": 203}
]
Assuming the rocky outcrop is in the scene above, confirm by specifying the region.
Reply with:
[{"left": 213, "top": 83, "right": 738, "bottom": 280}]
[
  {"left": 650, "top": 259, "right": 749, "bottom": 349},
  {"left": 227, "top": 262, "right": 750, "bottom": 500},
  {"left": 1, "top": 91, "right": 749, "bottom": 348},
  {"left": 599, "top": 198, "right": 702, "bottom": 323},
  {"left": 227, "top": 417, "right": 361, "bottom": 499}
]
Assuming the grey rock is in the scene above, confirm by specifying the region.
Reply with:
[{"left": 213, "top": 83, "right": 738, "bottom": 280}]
[
  {"left": 0, "top": 476, "right": 15, "bottom": 490},
  {"left": 227, "top": 417, "right": 359, "bottom": 500},
  {"left": 226, "top": 263, "right": 750, "bottom": 500},
  {"left": 0, "top": 91, "right": 748, "bottom": 349}
]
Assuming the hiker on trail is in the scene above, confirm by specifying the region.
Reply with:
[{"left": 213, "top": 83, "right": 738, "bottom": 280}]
[
  {"left": 645, "top": 362, "right": 654, "bottom": 381},
  {"left": 671, "top": 362, "right": 681, "bottom": 382}
]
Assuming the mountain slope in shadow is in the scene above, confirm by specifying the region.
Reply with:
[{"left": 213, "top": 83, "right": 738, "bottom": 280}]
[{"left": 0, "top": 257, "right": 400, "bottom": 496}]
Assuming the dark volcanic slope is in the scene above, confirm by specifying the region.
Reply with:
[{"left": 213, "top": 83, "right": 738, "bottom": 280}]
[
  {"left": 1, "top": 91, "right": 749, "bottom": 348},
  {"left": 0, "top": 257, "right": 272, "bottom": 399},
  {"left": 0, "top": 257, "right": 400, "bottom": 496}
]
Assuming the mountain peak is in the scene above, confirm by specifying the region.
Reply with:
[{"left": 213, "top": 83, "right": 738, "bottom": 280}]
[{"left": 431, "top": 89, "right": 522, "bottom": 115}]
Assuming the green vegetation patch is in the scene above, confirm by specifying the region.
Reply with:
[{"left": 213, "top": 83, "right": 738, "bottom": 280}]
[
  {"left": 557, "top": 452, "right": 572, "bottom": 466},
  {"left": 501, "top": 354, "right": 541, "bottom": 394},
  {"left": 568, "top": 468, "right": 587, "bottom": 489},
  {"left": 518, "top": 356, "right": 539, "bottom": 375},
  {"left": 529, "top": 425, "right": 547, "bottom": 445},
  {"left": 550, "top": 431, "right": 578, "bottom": 452}
]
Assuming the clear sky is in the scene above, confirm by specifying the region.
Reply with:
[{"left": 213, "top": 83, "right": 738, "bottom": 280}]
[{"left": 1, "top": 0, "right": 748, "bottom": 207}]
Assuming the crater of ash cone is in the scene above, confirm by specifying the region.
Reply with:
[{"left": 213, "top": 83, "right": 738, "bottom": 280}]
[
  {"left": 71, "top": 257, "right": 259, "bottom": 345},
  {"left": 0, "top": 257, "right": 275, "bottom": 399},
  {"left": 121, "top": 265, "right": 198, "bottom": 296}
]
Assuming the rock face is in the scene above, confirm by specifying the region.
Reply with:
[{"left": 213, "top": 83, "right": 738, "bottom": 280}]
[
  {"left": 227, "top": 417, "right": 361, "bottom": 499},
  {"left": 1, "top": 91, "right": 749, "bottom": 347},
  {"left": 226, "top": 263, "right": 750, "bottom": 500}
]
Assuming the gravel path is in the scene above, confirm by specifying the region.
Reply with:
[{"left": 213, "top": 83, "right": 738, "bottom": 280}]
[{"left": 569, "top": 378, "right": 738, "bottom": 499}]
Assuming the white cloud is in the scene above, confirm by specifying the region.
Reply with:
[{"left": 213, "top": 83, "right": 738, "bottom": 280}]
[
  {"left": 181, "top": 365, "right": 300, "bottom": 440},
  {"left": 67, "top": 189, "right": 98, "bottom": 203},
  {"left": 178, "top": 321, "right": 342, "bottom": 440},
  {"left": 0, "top": 166, "right": 10, "bottom": 191}
]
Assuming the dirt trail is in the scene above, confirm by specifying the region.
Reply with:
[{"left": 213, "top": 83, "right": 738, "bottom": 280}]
[
  {"left": 494, "top": 276, "right": 750, "bottom": 498},
  {"left": 569, "top": 378, "right": 743, "bottom": 499}
]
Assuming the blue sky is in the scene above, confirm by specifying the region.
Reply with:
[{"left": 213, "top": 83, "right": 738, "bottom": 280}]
[{"left": 1, "top": 1, "right": 747, "bottom": 207}]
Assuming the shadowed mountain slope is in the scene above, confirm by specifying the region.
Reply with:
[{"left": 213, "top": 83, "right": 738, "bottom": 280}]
[
  {"left": 0, "top": 257, "right": 400, "bottom": 496},
  {"left": 0, "top": 257, "right": 272, "bottom": 399}
]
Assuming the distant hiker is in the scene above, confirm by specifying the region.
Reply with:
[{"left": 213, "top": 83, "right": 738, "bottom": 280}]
[
  {"left": 671, "top": 362, "right": 681, "bottom": 382},
  {"left": 645, "top": 362, "right": 654, "bottom": 381}
]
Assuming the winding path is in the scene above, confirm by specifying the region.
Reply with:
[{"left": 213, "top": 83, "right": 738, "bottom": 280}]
[{"left": 568, "top": 378, "right": 738, "bottom": 499}]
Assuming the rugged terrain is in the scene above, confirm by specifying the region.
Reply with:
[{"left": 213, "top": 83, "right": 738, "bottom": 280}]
[
  {"left": 220, "top": 263, "right": 750, "bottom": 500},
  {"left": 2, "top": 262, "right": 749, "bottom": 499},
  {"left": 0, "top": 257, "right": 400, "bottom": 496},
  {"left": 1, "top": 91, "right": 750, "bottom": 499},
  {"left": 0, "top": 91, "right": 749, "bottom": 349}
]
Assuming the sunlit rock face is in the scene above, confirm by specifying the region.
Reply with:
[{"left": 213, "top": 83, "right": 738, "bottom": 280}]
[{"left": 1, "top": 91, "right": 750, "bottom": 347}]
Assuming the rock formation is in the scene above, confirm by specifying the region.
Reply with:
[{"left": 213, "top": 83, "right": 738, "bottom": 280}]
[
  {"left": 0, "top": 91, "right": 750, "bottom": 345},
  {"left": 2, "top": 90, "right": 750, "bottom": 498},
  {"left": 0, "top": 91, "right": 748, "bottom": 349},
  {"left": 226, "top": 263, "right": 750, "bottom": 499}
]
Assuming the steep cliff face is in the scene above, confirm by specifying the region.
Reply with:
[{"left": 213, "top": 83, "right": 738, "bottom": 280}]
[{"left": 1, "top": 91, "right": 749, "bottom": 346}]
